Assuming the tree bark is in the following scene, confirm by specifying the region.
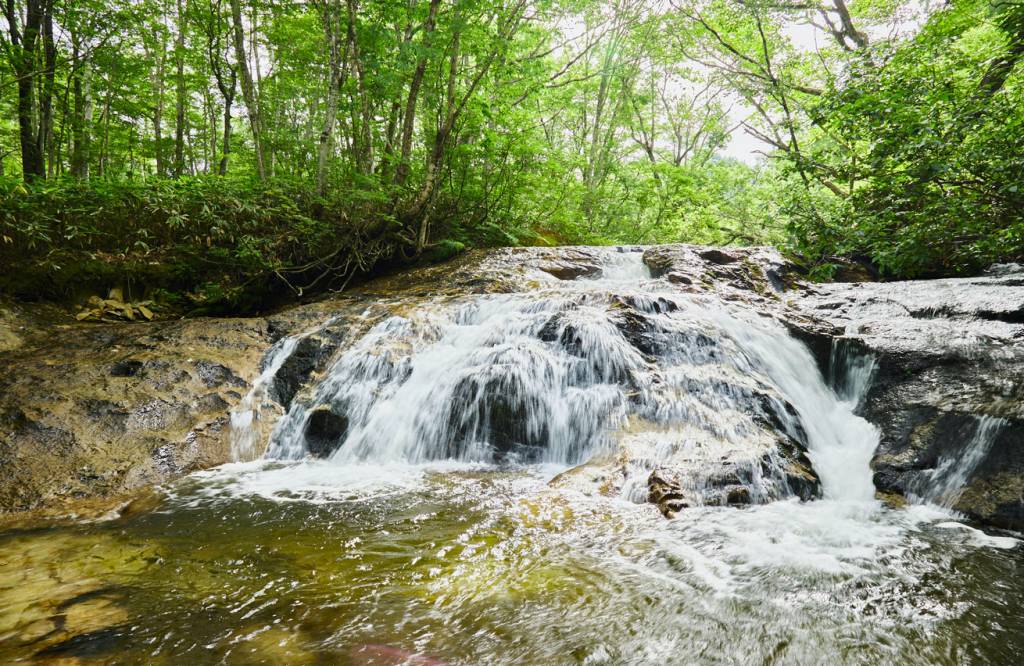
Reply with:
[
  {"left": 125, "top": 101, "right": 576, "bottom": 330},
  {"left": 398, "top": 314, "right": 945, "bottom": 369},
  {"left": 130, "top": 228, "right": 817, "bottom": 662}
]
[
  {"left": 38, "top": 0, "right": 56, "bottom": 177},
  {"left": 379, "top": 8, "right": 415, "bottom": 179},
  {"left": 4, "top": 0, "right": 46, "bottom": 180},
  {"left": 146, "top": 22, "right": 168, "bottom": 177},
  {"left": 71, "top": 38, "right": 94, "bottom": 179},
  {"left": 393, "top": 0, "right": 441, "bottom": 187},
  {"left": 229, "top": 0, "right": 266, "bottom": 179},
  {"left": 174, "top": 0, "right": 188, "bottom": 176},
  {"left": 348, "top": 0, "right": 373, "bottom": 175},
  {"left": 316, "top": 0, "right": 347, "bottom": 195}
]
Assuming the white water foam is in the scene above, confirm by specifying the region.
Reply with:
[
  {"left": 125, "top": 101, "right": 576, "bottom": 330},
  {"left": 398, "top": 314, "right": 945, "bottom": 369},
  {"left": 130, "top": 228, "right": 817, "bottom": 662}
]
[
  {"left": 229, "top": 335, "right": 301, "bottom": 462},
  {"left": 215, "top": 248, "right": 1015, "bottom": 568}
]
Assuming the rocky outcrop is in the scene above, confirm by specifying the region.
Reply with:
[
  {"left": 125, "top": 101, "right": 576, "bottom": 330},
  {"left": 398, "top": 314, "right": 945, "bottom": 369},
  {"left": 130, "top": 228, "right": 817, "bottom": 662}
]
[
  {"left": 640, "top": 245, "right": 840, "bottom": 369},
  {"left": 0, "top": 312, "right": 265, "bottom": 513},
  {"left": 0, "top": 296, "right": 367, "bottom": 516},
  {"left": 551, "top": 414, "right": 820, "bottom": 519},
  {"left": 793, "top": 267, "right": 1024, "bottom": 530},
  {"left": 3, "top": 249, "right": 1023, "bottom": 531}
]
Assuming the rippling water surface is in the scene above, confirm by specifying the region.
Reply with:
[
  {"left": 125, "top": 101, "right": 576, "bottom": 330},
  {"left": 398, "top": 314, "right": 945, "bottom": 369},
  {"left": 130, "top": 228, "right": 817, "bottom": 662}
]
[
  {"left": 0, "top": 461, "right": 1020, "bottom": 665},
  {"left": 3, "top": 250, "right": 1022, "bottom": 663}
]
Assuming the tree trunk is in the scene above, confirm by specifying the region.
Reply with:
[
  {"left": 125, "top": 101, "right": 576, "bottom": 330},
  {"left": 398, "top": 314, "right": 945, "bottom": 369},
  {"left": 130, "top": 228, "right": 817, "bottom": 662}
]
[
  {"left": 204, "top": 87, "right": 216, "bottom": 172},
  {"left": 316, "top": 0, "right": 346, "bottom": 196},
  {"left": 98, "top": 91, "right": 112, "bottom": 176},
  {"left": 229, "top": 0, "right": 266, "bottom": 179},
  {"left": 393, "top": 0, "right": 441, "bottom": 187},
  {"left": 148, "top": 24, "right": 168, "bottom": 177},
  {"left": 38, "top": 0, "right": 56, "bottom": 178},
  {"left": 220, "top": 91, "right": 234, "bottom": 174},
  {"left": 5, "top": 0, "right": 46, "bottom": 180},
  {"left": 348, "top": 0, "right": 373, "bottom": 175},
  {"left": 71, "top": 45, "right": 94, "bottom": 179},
  {"left": 16, "top": 74, "right": 44, "bottom": 180},
  {"left": 174, "top": 0, "right": 188, "bottom": 176},
  {"left": 379, "top": 10, "right": 415, "bottom": 179}
]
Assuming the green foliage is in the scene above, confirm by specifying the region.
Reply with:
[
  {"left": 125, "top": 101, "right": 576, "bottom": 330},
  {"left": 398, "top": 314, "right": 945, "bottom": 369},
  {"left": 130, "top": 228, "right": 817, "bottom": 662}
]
[
  {"left": 422, "top": 239, "right": 467, "bottom": 263},
  {"left": 0, "top": 176, "right": 339, "bottom": 309},
  {"left": 777, "top": 0, "right": 1024, "bottom": 276},
  {"left": 2, "top": 0, "right": 1022, "bottom": 302}
]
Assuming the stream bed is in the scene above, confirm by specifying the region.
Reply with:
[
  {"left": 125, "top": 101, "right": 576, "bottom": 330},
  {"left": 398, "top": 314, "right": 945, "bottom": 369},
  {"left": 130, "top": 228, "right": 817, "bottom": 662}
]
[{"left": 0, "top": 462, "right": 1021, "bottom": 664}]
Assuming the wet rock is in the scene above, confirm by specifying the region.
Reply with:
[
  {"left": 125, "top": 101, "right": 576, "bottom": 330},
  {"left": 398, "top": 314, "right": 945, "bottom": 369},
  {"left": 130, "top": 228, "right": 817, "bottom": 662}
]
[
  {"left": 641, "top": 245, "right": 795, "bottom": 298},
  {"left": 303, "top": 406, "right": 349, "bottom": 459},
  {"left": 270, "top": 335, "right": 331, "bottom": 408},
  {"left": 792, "top": 268, "right": 1024, "bottom": 529},
  {"left": 648, "top": 468, "right": 694, "bottom": 518},
  {"left": 554, "top": 404, "right": 821, "bottom": 517},
  {"left": 126, "top": 399, "right": 183, "bottom": 432},
  {"left": 0, "top": 303, "right": 24, "bottom": 352},
  {"left": 726, "top": 486, "right": 751, "bottom": 505},
  {"left": 447, "top": 375, "right": 548, "bottom": 460},
  {"left": 613, "top": 307, "right": 659, "bottom": 357},
  {"left": 109, "top": 359, "right": 143, "bottom": 377},
  {"left": 0, "top": 318, "right": 268, "bottom": 513},
  {"left": 0, "top": 293, "right": 382, "bottom": 515},
  {"left": 537, "top": 261, "right": 602, "bottom": 281},
  {"left": 698, "top": 248, "right": 741, "bottom": 265},
  {"left": 194, "top": 359, "right": 245, "bottom": 388},
  {"left": 666, "top": 272, "right": 693, "bottom": 286},
  {"left": 195, "top": 392, "right": 230, "bottom": 412},
  {"left": 771, "top": 308, "right": 845, "bottom": 377}
]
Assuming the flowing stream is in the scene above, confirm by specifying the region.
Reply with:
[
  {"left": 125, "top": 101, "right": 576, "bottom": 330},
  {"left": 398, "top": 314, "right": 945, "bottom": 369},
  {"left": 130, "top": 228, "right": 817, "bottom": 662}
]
[{"left": 0, "top": 249, "right": 1021, "bottom": 664}]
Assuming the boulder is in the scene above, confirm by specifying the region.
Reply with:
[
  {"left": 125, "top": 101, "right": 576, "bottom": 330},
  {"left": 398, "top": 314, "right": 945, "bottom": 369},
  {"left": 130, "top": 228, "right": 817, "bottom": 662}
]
[
  {"left": 303, "top": 406, "right": 349, "bottom": 459},
  {"left": 537, "top": 261, "right": 602, "bottom": 281},
  {"left": 269, "top": 335, "right": 329, "bottom": 408}
]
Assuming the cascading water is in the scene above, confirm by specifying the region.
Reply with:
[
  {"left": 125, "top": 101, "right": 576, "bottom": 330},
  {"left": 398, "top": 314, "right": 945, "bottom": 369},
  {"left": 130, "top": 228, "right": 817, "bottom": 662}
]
[
  {"left": 229, "top": 334, "right": 301, "bottom": 461},
  {"left": 3, "top": 247, "right": 1018, "bottom": 665},
  {"left": 255, "top": 248, "right": 881, "bottom": 508},
  {"left": 911, "top": 415, "right": 1008, "bottom": 508}
]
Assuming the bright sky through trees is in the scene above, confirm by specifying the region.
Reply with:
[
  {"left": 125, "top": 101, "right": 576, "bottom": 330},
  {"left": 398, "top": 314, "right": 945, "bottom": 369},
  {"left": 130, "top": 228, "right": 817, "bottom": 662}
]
[{"left": 1, "top": 0, "right": 1022, "bottom": 307}]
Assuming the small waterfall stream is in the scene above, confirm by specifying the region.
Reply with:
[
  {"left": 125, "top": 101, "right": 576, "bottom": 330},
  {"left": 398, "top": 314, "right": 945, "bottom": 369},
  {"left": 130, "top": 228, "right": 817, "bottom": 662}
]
[
  {"left": 229, "top": 335, "right": 301, "bottom": 461},
  {"left": 240, "top": 249, "right": 888, "bottom": 508},
  {"left": 911, "top": 415, "right": 1008, "bottom": 508}
]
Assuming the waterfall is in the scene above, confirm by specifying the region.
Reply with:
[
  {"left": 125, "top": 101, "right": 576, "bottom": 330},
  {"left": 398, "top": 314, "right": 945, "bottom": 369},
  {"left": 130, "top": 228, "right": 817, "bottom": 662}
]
[
  {"left": 250, "top": 248, "right": 884, "bottom": 506},
  {"left": 705, "top": 320, "right": 880, "bottom": 502},
  {"left": 229, "top": 335, "right": 301, "bottom": 461},
  {"left": 911, "top": 415, "right": 1007, "bottom": 508}
]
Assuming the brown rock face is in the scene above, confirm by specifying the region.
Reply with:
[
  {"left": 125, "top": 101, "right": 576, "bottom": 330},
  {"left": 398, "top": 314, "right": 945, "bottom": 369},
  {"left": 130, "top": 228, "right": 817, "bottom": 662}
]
[
  {"left": 0, "top": 316, "right": 266, "bottom": 512},
  {"left": 0, "top": 296, "right": 366, "bottom": 516}
]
